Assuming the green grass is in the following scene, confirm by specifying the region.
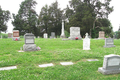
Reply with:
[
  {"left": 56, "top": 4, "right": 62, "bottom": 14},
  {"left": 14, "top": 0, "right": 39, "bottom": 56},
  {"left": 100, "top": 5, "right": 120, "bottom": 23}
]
[{"left": 0, "top": 38, "right": 120, "bottom": 80}]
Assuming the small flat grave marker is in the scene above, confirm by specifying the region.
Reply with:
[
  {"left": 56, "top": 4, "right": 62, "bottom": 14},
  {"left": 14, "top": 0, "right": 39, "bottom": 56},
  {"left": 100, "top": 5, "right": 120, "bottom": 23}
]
[
  {"left": 39, "top": 63, "right": 54, "bottom": 67},
  {"left": 87, "top": 59, "right": 99, "bottom": 62},
  {"left": 0, "top": 66, "right": 17, "bottom": 71},
  {"left": 60, "top": 62, "right": 73, "bottom": 66}
]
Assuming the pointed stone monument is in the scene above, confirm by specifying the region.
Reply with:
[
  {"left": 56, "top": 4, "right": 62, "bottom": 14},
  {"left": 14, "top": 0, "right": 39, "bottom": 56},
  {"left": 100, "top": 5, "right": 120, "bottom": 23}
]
[
  {"left": 60, "top": 20, "right": 66, "bottom": 38},
  {"left": 83, "top": 33, "right": 90, "bottom": 50}
]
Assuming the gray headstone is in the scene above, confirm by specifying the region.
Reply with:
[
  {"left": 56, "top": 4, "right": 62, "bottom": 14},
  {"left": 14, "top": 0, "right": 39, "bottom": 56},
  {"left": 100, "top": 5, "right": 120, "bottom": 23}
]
[
  {"left": 103, "top": 38, "right": 115, "bottom": 48},
  {"left": 69, "top": 27, "right": 82, "bottom": 40},
  {"left": 83, "top": 33, "right": 90, "bottom": 50},
  {"left": 23, "top": 33, "right": 36, "bottom": 51},
  {"left": 98, "top": 54, "right": 120, "bottom": 75},
  {"left": 50, "top": 32, "right": 55, "bottom": 38},
  {"left": 8, "top": 33, "right": 12, "bottom": 38}
]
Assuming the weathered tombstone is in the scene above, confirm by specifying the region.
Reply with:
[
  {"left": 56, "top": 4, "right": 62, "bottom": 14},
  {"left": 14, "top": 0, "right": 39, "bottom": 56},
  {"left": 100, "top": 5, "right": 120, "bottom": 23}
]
[
  {"left": 69, "top": 27, "right": 82, "bottom": 40},
  {"left": 23, "top": 33, "right": 36, "bottom": 51},
  {"left": 12, "top": 30, "right": 20, "bottom": 40},
  {"left": 50, "top": 32, "right": 55, "bottom": 38},
  {"left": 103, "top": 38, "right": 115, "bottom": 48},
  {"left": 60, "top": 20, "right": 66, "bottom": 38},
  {"left": 8, "top": 33, "right": 12, "bottom": 38},
  {"left": 98, "top": 31, "right": 105, "bottom": 39},
  {"left": 83, "top": 33, "right": 90, "bottom": 50},
  {"left": 98, "top": 54, "right": 120, "bottom": 75},
  {"left": 43, "top": 33, "right": 48, "bottom": 39}
]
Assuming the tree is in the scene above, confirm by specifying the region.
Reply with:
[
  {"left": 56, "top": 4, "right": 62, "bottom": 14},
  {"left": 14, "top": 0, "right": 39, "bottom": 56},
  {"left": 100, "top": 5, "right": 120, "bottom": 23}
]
[
  {"left": 12, "top": 0, "right": 38, "bottom": 36},
  {"left": 38, "top": 5, "right": 50, "bottom": 35},
  {"left": 0, "top": 6, "right": 10, "bottom": 32},
  {"left": 38, "top": 1, "right": 63, "bottom": 37},
  {"left": 65, "top": 0, "right": 113, "bottom": 38},
  {"left": 48, "top": 1, "right": 63, "bottom": 36}
]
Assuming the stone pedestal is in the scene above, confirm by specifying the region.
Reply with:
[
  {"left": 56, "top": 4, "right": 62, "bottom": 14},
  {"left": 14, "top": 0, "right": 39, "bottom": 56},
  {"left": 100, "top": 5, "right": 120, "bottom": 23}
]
[
  {"left": 23, "top": 44, "right": 36, "bottom": 51},
  {"left": 69, "top": 27, "right": 82, "bottom": 40}
]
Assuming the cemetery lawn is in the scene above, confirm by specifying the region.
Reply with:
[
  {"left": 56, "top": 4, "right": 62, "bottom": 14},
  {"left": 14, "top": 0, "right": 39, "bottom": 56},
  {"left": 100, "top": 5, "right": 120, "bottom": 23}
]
[{"left": 0, "top": 38, "right": 120, "bottom": 80}]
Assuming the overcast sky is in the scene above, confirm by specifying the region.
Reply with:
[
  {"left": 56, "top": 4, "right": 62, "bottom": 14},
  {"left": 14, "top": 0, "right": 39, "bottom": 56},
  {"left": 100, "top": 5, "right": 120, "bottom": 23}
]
[{"left": 0, "top": 0, "right": 120, "bottom": 33}]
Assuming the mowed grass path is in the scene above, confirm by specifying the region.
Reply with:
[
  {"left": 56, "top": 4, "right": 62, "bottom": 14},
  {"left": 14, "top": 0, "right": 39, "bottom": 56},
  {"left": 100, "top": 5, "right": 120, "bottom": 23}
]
[{"left": 0, "top": 38, "right": 120, "bottom": 80}]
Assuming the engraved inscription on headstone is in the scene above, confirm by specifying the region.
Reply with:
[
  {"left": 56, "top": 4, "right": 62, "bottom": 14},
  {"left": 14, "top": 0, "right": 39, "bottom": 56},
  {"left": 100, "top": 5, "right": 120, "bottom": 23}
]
[
  {"left": 98, "top": 54, "right": 120, "bottom": 75},
  {"left": 103, "top": 38, "right": 115, "bottom": 48}
]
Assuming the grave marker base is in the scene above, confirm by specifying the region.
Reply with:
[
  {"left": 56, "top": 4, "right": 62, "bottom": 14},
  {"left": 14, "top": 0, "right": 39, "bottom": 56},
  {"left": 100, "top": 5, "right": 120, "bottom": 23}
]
[{"left": 98, "top": 67, "right": 120, "bottom": 75}]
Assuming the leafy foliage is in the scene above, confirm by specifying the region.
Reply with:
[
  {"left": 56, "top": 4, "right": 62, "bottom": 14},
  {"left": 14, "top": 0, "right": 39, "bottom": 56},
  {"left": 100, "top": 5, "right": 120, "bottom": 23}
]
[
  {"left": 0, "top": 6, "right": 10, "bottom": 32},
  {"left": 12, "top": 0, "right": 39, "bottom": 36},
  {"left": 65, "top": 0, "right": 113, "bottom": 38},
  {"left": 38, "top": 1, "right": 63, "bottom": 37}
]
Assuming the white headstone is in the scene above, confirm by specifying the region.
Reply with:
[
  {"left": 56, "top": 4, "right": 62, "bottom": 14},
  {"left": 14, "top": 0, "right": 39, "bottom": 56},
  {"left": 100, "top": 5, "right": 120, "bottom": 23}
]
[
  {"left": 98, "top": 54, "right": 120, "bottom": 75},
  {"left": 43, "top": 33, "right": 48, "bottom": 39},
  {"left": 83, "top": 33, "right": 90, "bottom": 50},
  {"left": 69, "top": 27, "right": 82, "bottom": 40}
]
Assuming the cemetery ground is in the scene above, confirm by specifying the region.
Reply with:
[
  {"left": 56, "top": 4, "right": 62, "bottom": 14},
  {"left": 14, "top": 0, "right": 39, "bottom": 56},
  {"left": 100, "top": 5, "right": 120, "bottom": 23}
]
[{"left": 0, "top": 38, "right": 120, "bottom": 80}]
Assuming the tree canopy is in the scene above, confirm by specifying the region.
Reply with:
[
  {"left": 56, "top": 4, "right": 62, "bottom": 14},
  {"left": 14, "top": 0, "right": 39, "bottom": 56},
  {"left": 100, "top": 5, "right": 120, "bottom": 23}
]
[
  {"left": 12, "top": 0, "right": 38, "bottom": 36},
  {"left": 0, "top": 6, "right": 10, "bottom": 32},
  {"left": 65, "top": 0, "right": 113, "bottom": 37}
]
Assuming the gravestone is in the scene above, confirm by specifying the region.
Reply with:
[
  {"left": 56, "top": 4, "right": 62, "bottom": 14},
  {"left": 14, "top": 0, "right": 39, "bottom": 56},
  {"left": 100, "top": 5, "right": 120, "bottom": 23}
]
[
  {"left": 83, "top": 33, "right": 90, "bottom": 50},
  {"left": 69, "top": 27, "right": 82, "bottom": 40},
  {"left": 43, "top": 33, "right": 48, "bottom": 39},
  {"left": 8, "top": 33, "right": 12, "bottom": 38},
  {"left": 23, "top": 33, "right": 36, "bottom": 51},
  {"left": 103, "top": 38, "right": 115, "bottom": 48},
  {"left": 50, "top": 32, "right": 55, "bottom": 38},
  {"left": 60, "top": 20, "right": 66, "bottom": 38},
  {"left": 12, "top": 30, "right": 20, "bottom": 40},
  {"left": 98, "top": 31, "right": 105, "bottom": 39},
  {"left": 98, "top": 54, "right": 120, "bottom": 75}
]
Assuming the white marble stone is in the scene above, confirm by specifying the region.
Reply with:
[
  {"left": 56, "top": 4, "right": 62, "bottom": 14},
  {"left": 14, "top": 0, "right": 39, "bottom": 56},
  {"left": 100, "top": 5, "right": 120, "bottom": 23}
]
[
  {"left": 83, "top": 33, "right": 90, "bottom": 50},
  {"left": 60, "top": 62, "right": 73, "bottom": 65},
  {"left": 39, "top": 63, "right": 54, "bottom": 67},
  {"left": 43, "top": 33, "right": 48, "bottom": 39},
  {"left": 69, "top": 27, "right": 82, "bottom": 40},
  {"left": 18, "top": 50, "right": 24, "bottom": 52},
  {"left": 0, "top": 66, "right": 17, "bottom": 71},
  {"left": 60, "top": 20, "right": 66, "bottom": 38},
  {"left": 87, "top": 59, "right": 99, "bottom": 61}
]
